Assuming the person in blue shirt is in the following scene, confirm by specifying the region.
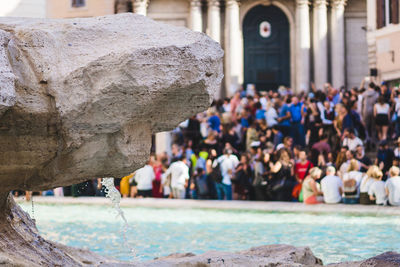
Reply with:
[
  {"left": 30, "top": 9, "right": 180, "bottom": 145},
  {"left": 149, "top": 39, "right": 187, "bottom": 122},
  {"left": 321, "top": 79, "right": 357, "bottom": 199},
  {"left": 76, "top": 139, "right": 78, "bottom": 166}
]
[
  {"left": 289, "top": 96, "right": 306, "bottom": 147},
  {"left": 207, "top": 110, "right": 221, "bottom": 133},
  {"left": 276, "top": 97, "right": 291, "bottom": 137}
]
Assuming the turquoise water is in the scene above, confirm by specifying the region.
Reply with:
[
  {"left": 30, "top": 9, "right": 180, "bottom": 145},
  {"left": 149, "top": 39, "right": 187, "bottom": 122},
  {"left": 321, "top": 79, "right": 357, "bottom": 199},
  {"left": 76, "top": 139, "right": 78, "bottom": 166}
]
[{"left": 20, "top": 203, "right": 400, "bottom": 264}]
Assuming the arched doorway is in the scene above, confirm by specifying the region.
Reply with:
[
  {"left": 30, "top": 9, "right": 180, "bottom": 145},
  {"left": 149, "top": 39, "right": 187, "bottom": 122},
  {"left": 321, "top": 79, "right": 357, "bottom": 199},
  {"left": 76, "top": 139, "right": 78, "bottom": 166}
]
[{"left": 243, "top": 5, "right": 290, "bottom": 91}]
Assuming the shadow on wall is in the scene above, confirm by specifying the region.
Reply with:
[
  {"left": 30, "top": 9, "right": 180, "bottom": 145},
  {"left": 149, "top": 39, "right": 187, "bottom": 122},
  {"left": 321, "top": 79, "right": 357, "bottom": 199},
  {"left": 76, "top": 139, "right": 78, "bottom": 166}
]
[{"left": 0, "top": 0, "right": 46, "bottom": 18}]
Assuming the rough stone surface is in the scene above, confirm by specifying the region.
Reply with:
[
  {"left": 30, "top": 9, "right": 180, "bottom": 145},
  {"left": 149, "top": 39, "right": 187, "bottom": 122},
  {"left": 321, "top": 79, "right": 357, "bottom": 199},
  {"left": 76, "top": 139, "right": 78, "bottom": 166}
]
[
  {"left": 0, "top": 13, "right": 223, "bottom": 193},
  {"left": 144, "top": 244, "right": 324, "bottom": 267},
  {"left": 0, "top": 13, "right": 222, "bottom": 266},
  {"left": 329, "top": 252, "right": 400, "bottom": 267}
]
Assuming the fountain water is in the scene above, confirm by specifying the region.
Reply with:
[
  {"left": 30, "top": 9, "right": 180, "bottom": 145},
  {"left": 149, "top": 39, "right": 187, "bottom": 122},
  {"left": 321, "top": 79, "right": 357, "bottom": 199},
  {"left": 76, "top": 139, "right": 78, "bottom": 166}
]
[{"left": 102, "top": 177, "right": 137, "bottom": 259}]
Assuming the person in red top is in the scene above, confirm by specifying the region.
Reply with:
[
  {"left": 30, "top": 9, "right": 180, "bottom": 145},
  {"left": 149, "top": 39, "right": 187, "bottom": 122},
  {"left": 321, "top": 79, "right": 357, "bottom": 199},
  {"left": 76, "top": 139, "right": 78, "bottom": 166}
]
[{"left": 295, "top": 150, "right": 314, "bottom": 183}]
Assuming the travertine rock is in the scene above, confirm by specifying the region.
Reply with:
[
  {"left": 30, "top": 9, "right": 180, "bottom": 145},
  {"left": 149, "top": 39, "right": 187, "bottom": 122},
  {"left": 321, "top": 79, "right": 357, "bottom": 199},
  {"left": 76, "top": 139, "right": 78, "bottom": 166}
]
[
  {"left": 0, "top": 13, "right": 223, "bottom": 193},
  {"left": 145, "top": 244, "right": 324, "bottom": 267}
]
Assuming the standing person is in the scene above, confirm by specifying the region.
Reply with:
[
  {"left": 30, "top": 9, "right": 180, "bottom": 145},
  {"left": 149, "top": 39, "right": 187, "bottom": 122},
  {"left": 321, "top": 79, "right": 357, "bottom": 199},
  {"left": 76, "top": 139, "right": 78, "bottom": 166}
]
[
  {"left": 361, "top": 82, "right": 379, "bottom": 147},
  {"left": 233, "top": 154, "right": 254, "bottom": 200},
  {"left": 294, "top": 150, "right": 313, "bottom": 183},
  {"left": 321, "top": 166, "right": 343, "bottom": 204},
  {"left": 213, "top": 148, "right": 239, "bottom": 200},
  {"left": 134, "top": 160, "right": 155, "bottom": 198},
  {"left": 269, "top": 149, "right": 295, "bottom": 201},
  {"left": 385, "top": 166, "right": 400, "bottom": 206},
  {"left": 321, "top": 100, "right": 336, "bottom": 147},
  {"left": 164, "top": 156, "right": 190, "bottom": 199},
  {"left": 374, "top": 96, "right": 390, "bottom": 141},
  {"left": 302, "top": 167, "right": 324, "bottom": 204},
  {"left": 289, "top": 96, "right": 306, "bottom": 147},
  {"left": 152, "top": 155, "right": 164, "bottom": 198},
  {"left": 253, "top": 152, "right": 267, "bottom": 201},
  {"left": 276, "top": 97, "right": 292, "bottom": 137}
]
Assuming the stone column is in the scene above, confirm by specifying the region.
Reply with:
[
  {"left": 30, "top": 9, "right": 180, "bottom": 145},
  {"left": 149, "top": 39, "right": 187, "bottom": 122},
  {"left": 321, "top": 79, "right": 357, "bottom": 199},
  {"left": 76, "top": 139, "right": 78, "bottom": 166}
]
[
  {"left": 207, "top": 0, "right": 221, "bottom": 43},
  {"left": 132, "top": 0, "right": 148, "bottom": 16},
  {"left": 155, "top": 132, "right": 172, "bottom": 156},
  {"left": 189, "top": 0, "right": 203, "bottom": 32},
  {"left": 224, "top": 0, "right": 243, "bottom": 96},
  {"left": 312, "top": 0, "right": 328, "bottom": 90},
  {"left": 331, "top": 0, "right": 346, "bottom": 89},
  {"left": 296, "top": 0, "right": 311, "bottom": 92}
]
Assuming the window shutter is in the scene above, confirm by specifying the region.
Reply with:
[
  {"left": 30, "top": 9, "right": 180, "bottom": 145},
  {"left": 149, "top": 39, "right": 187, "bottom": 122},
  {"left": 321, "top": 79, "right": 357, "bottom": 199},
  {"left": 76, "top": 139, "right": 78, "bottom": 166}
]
[
  {"left": 377, "top": 0, "right": 385, "bottom": 29},
  {"left": 392, "top": 0, "right": 399, "bottom": 24}
]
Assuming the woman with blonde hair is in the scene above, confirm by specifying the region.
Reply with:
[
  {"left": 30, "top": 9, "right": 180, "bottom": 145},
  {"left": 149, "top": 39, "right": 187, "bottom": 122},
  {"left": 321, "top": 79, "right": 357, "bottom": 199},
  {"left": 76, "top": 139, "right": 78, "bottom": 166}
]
[
  {"left": 302, "top": 167, "right": 324, "bottom": 204},
  {"left": 360, "top": 165, "right": 383, "bottom": 204},
  {"left": 342, "top": 159, "right": 363, "bottom": 204}
]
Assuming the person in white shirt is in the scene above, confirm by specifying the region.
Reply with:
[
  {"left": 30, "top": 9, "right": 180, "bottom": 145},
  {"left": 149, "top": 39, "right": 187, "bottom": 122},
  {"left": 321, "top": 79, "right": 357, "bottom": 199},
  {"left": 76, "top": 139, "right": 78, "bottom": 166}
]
[
  {"left": 164, "top": 156, "right": 189, "bottom": 199},
  {"left": 321, "top": 166, "right": 343, "bottom": 204},
  {"left": 342, "top": 128, "right": 363, "bottom": 152},
  {"left": 360, "top": 165, "right": 383, "bottom": 204},
  {"left": 385, "top": 166, "right": 400, "bottom": 206},
  {"left": 342, "top": 159, "right": 363, "bottom": 204},
  {"left": 213, "top": 148, "right": 239, "bottom": 200},
  {"left": 368, "top": 179, "right": 387, "bottom": 205},
  {"left": 134, "top": 161, "right": 155, "bottom": 198}
]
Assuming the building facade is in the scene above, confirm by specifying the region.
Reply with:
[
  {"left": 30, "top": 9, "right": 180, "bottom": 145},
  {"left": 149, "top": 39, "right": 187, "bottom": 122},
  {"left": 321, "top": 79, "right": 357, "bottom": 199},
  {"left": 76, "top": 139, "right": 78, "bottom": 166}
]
[
  {"left": 117, "top": 0, "right": 369, "bottom": 95},
  {"left": 367, "top": 0, "right": 400, "bottom": 87},
  {"left": 1, "top": 0, "right": 370, "bottom": 95}
]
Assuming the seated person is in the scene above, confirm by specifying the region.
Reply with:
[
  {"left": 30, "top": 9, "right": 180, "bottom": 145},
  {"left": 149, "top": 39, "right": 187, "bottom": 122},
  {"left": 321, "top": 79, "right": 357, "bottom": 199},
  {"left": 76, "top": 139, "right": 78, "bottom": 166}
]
[
  {"left": 342, "top": 159, "right": 363, "bottom": 204},
  {"left": 321, "top": 166, "right": 343, "bottom": 204},
  {"left": 360, "top": 165, "right": 383, "bottom": 205},
  {"left": 385, "top": 166, "right": 400, "bottom": 206},
  {"left": 302, "top": 167, "right": 323, "bottom": 204},
  {"left": 368, "top": 172, "right": 387, "bottom": 205}
]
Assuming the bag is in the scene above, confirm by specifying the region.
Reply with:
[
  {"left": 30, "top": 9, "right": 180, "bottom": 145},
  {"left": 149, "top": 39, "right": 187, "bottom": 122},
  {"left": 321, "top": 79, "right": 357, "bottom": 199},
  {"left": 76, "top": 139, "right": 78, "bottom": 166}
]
[
  {"left": 196, "top": 175, "right": 209, "bottom": 196},
  {"left": 292, "top": 183, "right": 302, "bottom": 199},
  {"left": 299, "top": 189, "right": 304, "bottom": 202},
  {"left": 343, "top": 179, "right": 357, "bottom": 196},
  {"left": 209, "top": 162, "right": 223, "bottom": 183},
  {"left": 271, "top": 178, "right": 286, "bottom": 192}
]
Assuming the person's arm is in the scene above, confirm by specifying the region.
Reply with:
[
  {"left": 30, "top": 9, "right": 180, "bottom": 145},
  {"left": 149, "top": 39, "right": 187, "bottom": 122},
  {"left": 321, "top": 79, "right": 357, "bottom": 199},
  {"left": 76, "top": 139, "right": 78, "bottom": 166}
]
[
  {"left": 333, "top": 119, "right": 341, "bottom": 136},
  {"left": 309, "top": 179, "right": 321, "bottom": 195},
  {"left": 311, "top": 82, "right": 317, "bottom": 92},
  {"left": 385, "top": 182, "right": 390, "bottom": 197},
  {"left": 373, "top": 104, "right": 377, "bottom": 117},
  {"left": 270, "top": 161, "right": 282, "bottom": 173},
  {"left": 368, "top": 186, "right": 376, "bottom": 201},
  {"left": 359, "top": 78, "right": 365, "bottom": 91}
]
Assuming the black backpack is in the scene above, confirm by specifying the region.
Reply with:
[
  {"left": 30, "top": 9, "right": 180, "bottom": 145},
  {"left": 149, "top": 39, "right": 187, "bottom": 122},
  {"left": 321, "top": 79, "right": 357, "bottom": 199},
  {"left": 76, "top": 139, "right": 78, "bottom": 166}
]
[{"left": 209, "top": 161, "right": 223, "bottom": 183}]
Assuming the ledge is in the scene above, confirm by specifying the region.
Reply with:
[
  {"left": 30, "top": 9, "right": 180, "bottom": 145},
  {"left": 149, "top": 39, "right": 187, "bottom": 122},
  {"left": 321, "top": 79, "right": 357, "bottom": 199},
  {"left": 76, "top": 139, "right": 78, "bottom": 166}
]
[{"left": 15, "top": 196, "right": 400, "bottom": 216}]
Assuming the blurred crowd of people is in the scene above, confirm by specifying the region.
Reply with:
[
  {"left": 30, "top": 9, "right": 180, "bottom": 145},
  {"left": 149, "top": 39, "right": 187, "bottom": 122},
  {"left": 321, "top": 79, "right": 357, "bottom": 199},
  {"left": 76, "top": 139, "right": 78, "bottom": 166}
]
[{"left": 19, "top": 80, "right": 400, "bottom": 206}]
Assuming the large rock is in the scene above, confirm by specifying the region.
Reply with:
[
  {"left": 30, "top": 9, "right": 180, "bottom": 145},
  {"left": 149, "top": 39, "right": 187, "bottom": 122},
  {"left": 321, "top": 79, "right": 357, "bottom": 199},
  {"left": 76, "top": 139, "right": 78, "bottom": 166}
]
[
  {"left": 0, "top": 13, "right": 223, "bottom": 193},
  {"left": 0, "top": 13, "right": 222, "bottom": 266},
  {"left": 145, "top": 244, "right": 324, "bottom": 267}
]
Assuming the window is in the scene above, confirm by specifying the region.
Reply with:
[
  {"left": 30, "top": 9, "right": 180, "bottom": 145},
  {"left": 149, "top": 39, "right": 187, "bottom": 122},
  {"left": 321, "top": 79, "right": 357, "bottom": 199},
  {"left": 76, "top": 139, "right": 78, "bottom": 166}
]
[
  {"left": 377, "top": 0, "right": 399, "bottom": 29},
  {"left": 71, "top": 0, "right": 85, "bottom": 8}
]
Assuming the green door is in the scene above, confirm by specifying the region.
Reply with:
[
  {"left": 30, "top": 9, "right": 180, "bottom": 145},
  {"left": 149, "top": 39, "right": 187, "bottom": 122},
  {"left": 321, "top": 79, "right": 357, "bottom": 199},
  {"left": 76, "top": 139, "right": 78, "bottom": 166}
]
[{"left": 243, "top": 5, "right": 290, "bottom": 91}]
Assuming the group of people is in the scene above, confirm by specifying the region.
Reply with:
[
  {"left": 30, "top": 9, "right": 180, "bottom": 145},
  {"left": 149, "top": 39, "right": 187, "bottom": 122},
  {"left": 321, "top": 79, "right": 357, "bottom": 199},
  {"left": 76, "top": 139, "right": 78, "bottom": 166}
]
[{"left": 26, "top": 80, "right": 400, "bottom": 206}]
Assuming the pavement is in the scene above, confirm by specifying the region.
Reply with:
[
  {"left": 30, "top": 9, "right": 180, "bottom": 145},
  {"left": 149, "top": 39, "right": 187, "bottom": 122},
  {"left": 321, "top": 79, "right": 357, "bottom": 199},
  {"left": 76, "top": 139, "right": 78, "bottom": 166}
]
[{"left": 15, "top": 196, "right": 400, "bottom": 216}]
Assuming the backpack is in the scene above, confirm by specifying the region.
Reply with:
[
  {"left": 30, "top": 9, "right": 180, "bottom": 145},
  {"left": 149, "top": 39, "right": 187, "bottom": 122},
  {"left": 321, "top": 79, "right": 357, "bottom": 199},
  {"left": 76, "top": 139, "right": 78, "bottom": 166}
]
[
  {"left": 209, "top": 161, "right": 223, "bottom": 183},
  {"left": 343, "top": 178, "right": 357, "bottom": 196},
  {"left": 196, "top": 175, "right": 209, "bottom": 196}
]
